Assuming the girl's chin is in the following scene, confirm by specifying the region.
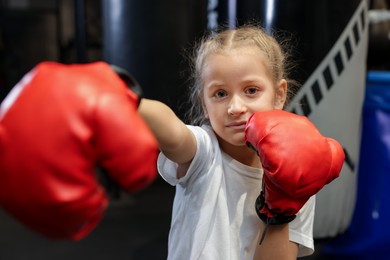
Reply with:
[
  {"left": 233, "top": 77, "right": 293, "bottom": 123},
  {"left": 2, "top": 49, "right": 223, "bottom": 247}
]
[
  {"left": 231, "top": 134, "right": 246, "bottom": 145},
  {"left": 215, "top": 132, "right": 247, "bottom": 146}
]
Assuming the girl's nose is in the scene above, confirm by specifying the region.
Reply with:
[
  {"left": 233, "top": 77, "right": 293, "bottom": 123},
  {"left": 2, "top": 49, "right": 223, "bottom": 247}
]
[{"left": 228, "top": 95, "right": 247, "bottom": 116}]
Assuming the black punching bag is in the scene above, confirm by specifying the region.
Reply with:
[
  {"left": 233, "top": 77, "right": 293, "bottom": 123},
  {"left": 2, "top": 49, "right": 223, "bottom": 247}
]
[
  {"left": 101, "top": 0, "right": 207, "bottom": 118},
  {"left": 209, "top": 0, "right": 368, "bottom": 239}
]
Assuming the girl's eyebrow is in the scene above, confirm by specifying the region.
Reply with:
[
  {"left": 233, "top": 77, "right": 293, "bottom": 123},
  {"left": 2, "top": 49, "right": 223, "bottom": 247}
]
[
  {"left": 205, "top": 81, "right": 226, "bottom": 90},
  {"left": 240, "top": 77, "right": 269, "bottom": 86}
]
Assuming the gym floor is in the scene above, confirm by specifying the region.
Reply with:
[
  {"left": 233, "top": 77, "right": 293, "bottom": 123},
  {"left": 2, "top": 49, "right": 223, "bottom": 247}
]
[{"left": 0, "top": 178, "right": 331, "bottom": 260}]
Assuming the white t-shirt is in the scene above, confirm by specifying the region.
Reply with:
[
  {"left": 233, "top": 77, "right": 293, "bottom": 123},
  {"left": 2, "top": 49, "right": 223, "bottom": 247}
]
[{"left": 158, "top": 125, "right": 315, "bottom": 260}]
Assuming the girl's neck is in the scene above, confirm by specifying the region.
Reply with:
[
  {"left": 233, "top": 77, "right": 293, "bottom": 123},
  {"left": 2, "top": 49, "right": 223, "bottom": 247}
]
[{"left": 218, "top": 139, "right": 262, "bottom": 168}]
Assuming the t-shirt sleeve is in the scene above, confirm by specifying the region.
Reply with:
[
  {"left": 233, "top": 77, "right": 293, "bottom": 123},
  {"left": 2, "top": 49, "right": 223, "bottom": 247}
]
[
  {"left": 157, "top": 125, "right": 215, "bottom": 186},
  {"left": 289, "top": 195, "right": 316, "bottom": 257}
]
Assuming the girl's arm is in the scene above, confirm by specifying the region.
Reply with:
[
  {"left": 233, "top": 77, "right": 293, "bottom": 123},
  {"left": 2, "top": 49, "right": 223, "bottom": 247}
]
[
  {"left": 138, "top": 98, "right": 197, "bottom": 171},
  {"left": 253, "top": 223, "right": 298, "bottom": 260}
]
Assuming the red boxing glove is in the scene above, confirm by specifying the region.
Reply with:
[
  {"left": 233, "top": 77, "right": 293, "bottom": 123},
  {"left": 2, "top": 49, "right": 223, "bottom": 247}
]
[
  {"left": 245, "top": 110, "right": 345, "bottom": 225},
  {"left": 0, "top": 62, "right": 158, "bottom": 240}
]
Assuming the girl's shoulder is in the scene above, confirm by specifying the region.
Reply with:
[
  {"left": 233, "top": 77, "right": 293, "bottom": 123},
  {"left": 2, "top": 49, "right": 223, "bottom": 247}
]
[
  {"left": 186, "top": 124, "right": 220, "bottom": 161},
  {"left": 187, "top": 124, "right": 217, "bottom": 143}
]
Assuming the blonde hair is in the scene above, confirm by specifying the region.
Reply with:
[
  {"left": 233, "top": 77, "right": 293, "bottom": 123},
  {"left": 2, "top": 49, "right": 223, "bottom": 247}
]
[{"left": 185, "top": 25, "right": 297, "bottom": 125}]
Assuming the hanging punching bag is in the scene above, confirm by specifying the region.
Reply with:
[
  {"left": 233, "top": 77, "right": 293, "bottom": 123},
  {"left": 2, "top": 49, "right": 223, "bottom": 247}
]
[
  {"left": 209, "top": 0, "right": 368, "bottom": 238},
  {"left": 101, "top": 0, "right": 207, "bottom": 118}
]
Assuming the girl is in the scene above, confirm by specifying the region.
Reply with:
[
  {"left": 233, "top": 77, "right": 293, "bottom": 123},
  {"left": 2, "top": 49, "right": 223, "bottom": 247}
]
[{"left": 139, "top": 25, "right": 315, "bottom": 259}]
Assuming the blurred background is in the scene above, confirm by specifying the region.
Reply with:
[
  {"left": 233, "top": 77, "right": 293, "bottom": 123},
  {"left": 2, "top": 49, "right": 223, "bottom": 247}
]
[{"left": 0, "top": 0, "right": 390, "bottom": 259}]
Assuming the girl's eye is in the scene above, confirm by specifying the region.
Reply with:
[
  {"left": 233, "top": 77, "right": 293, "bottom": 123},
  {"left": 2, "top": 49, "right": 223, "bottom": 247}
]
[
  {"left": 245, "top": 87, "right": 259, "bottom": 95},
  {"left": 214, "top": 90, "right": 227, "bottom": 99}
]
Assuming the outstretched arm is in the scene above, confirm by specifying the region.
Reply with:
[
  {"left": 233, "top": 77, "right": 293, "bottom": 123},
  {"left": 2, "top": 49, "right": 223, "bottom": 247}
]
[{"left": 138, "top": 98, "right": 197, "bottom": 169}]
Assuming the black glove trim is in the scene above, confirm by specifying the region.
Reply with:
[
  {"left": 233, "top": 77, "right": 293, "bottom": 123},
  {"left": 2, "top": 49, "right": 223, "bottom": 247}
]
[
  {"left": 255, "top": 190, "right": 296, "bottom": 225},
  {"left": 246, "top": 141, "right": 259, "bottom": 156},
  {"left": 110, "top": 64, "right": 143, "bottom": 105}
]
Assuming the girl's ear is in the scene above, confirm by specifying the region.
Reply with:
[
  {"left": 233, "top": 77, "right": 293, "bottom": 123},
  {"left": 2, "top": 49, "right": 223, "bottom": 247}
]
[{"left": 274, "top": 79, "right": 287, "bottom": 109}]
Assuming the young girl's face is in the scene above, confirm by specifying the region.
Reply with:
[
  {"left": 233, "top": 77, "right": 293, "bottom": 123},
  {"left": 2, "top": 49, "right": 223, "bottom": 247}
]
[{"left": 201, "top": 46, "right": 287, "bottom": 148}]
